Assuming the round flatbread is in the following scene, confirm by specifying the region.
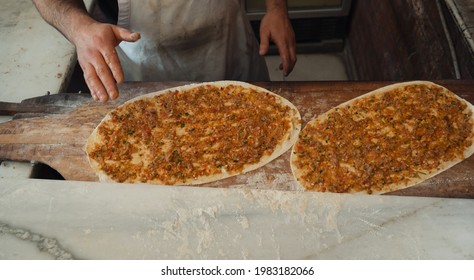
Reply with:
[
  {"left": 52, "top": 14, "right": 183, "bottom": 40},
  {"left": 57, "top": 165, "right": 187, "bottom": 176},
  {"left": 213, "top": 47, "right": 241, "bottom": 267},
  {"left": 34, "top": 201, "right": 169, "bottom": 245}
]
[
  {"left": 86, "top": 81, "right": 301, "bottom": 185},
  {"left": 291, "top": 81, "right": 474, "bottom": 194}
]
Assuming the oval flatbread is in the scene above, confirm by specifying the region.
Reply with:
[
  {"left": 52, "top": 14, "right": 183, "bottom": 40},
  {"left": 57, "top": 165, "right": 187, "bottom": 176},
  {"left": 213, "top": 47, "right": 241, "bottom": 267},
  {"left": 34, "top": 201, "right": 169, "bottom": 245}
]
[
  {"left": 291, "top": 81, "right": 474, "bottom": 194},
  {"left": 86, "top": 81, "right": 301, "bottom": 185}
]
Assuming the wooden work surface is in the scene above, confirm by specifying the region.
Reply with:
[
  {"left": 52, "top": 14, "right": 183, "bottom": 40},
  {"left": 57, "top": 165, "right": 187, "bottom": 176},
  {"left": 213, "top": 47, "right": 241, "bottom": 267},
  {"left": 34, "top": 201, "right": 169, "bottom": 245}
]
[{"left": 0, "top": 80, "right": 473, "bottom": 198}]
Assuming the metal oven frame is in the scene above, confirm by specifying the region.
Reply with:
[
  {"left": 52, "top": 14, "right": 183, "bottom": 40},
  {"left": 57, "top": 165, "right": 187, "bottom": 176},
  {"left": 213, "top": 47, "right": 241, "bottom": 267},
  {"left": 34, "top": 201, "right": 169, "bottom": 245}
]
[{"left": 243, "top": 0, "right": 352, "bottom": 21}]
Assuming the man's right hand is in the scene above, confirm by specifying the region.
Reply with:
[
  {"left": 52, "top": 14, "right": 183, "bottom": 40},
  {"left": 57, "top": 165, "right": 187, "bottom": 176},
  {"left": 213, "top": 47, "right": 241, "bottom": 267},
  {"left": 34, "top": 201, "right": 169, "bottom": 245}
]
[
  {"left": 73, "top": 22, "right": 140, "bottom": 102},
  {"left": 33, "top": 0, "right": 140, "bottom": 102}
]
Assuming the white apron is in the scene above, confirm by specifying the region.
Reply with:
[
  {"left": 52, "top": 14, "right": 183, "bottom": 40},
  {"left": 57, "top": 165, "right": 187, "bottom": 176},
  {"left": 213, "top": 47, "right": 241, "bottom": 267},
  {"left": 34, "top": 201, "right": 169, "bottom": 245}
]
[{"left": 115, "top": 0, "right": 269, "bottom": 82}]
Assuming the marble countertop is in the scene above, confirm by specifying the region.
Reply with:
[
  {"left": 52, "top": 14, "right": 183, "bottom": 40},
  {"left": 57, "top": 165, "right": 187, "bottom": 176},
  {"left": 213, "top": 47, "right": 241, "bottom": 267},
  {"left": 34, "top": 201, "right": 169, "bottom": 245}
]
[
  {"left": 1, "top": 179, "right": 473, "bottom": 260},
  {"left": 0, "top": 0, "right": 93, "bottom": 103}
]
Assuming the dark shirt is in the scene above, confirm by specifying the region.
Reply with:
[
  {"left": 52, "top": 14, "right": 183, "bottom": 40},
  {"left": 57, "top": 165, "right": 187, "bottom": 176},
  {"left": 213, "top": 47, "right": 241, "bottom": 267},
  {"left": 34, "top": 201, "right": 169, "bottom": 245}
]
[{"left": 97, "top": 0, "right": 118, "bottom": 24}]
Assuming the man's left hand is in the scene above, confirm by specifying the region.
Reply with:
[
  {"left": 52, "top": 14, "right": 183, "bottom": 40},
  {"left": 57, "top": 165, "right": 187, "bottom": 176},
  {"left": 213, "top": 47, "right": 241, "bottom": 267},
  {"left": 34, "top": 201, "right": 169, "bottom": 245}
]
[{"left": 259, "top": 5, "right": 297, "bottom": 76}]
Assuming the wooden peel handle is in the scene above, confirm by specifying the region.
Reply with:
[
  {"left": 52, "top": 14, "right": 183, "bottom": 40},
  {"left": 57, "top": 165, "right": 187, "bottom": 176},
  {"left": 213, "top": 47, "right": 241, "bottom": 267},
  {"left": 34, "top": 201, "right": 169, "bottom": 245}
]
[{"left": 0, "top": 101, "right": 71, "bottom": 116}]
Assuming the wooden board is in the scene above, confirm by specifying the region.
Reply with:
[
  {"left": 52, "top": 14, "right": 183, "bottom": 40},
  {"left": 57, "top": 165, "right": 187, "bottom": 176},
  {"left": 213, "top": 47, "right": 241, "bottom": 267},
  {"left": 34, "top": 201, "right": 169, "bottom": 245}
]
[{"left": 1, "top": 80, "right": 473, "bottom": 198}]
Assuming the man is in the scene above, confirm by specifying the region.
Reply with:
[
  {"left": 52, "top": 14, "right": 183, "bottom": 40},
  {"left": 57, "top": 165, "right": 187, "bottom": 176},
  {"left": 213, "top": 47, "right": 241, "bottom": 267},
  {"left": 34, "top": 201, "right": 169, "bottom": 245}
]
[{"left": 33, "top": 0, "right": 297, "bottom": 102}]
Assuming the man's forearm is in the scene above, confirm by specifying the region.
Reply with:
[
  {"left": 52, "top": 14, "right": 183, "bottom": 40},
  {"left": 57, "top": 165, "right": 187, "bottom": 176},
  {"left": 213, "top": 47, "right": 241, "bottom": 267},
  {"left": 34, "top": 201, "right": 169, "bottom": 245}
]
[{"left": 32, "top": 0, "right": 95, "bottom": 44}]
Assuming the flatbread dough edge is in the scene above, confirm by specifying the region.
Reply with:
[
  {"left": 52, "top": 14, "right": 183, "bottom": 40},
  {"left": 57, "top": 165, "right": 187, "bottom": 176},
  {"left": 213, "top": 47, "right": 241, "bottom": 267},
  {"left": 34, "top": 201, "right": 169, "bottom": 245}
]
[
  {"left": 86, "top": 80, "right": 301, "bottom": 185},
  {"left": 291, "top": 81, "right": 474, "bottom": 194}
]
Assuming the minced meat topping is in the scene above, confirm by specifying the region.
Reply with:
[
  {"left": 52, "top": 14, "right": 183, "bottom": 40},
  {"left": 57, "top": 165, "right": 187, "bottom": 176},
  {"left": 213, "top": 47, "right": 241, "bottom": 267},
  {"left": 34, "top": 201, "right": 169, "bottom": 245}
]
[
  {"left": 88, "top": 84, "right": 294, "bottom": 184},
  {"left": 292, "top": 83, "right": 473, "bottom": 194}
]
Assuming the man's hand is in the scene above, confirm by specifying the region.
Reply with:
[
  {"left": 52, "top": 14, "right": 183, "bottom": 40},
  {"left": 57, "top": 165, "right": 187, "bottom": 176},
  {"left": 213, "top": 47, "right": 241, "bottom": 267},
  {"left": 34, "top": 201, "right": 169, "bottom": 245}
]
[
  {"left": 259, "top": 0, "right": 297, "bottom": 76},
  {"left": 73, "top": 22, "right": 140, "bottom": 102},
  {"left": 33, "top": 0, "right": 140, "bottom": 102}
]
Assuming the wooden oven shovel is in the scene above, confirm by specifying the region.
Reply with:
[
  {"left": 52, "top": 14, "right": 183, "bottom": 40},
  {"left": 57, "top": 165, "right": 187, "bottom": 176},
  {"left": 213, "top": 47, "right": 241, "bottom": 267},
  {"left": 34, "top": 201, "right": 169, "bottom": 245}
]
[{"left": 0, "top": 92, "right": 91, "bottom": 119}]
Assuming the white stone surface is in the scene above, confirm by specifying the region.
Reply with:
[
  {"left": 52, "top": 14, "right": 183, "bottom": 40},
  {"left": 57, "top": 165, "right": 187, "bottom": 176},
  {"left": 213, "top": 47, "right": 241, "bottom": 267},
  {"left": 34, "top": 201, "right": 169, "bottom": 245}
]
[
  {"left": 0, "top": 179, "right": 473, "bottom": 260},
  {"left": 0, "top": 161, "right": 34, "bottom": 179},
  {"left": 266, "top": 54, "right": 348, "bottom": 81},
  {"left": 0, "top": 0, "right": 74, "bottom": 102}
]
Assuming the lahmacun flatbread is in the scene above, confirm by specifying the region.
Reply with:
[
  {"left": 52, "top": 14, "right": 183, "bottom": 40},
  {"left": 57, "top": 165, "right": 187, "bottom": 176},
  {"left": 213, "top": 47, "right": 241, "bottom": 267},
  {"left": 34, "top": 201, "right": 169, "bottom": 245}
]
[
  {"left": 85, "top": 81, "right": 301, "bottom": 185},
  {"left": 291, "top": 81, "right": 474, "bottom": 194}
]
